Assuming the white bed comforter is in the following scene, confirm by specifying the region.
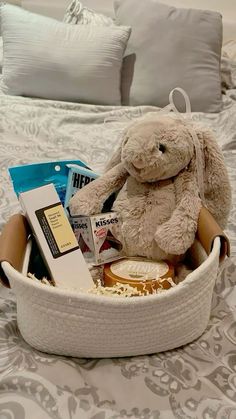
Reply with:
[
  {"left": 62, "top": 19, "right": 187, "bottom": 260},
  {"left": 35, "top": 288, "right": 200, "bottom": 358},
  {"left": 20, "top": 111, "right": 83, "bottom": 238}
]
[{"left": 0, "top": 91, "right": 236, "bottom": 419}]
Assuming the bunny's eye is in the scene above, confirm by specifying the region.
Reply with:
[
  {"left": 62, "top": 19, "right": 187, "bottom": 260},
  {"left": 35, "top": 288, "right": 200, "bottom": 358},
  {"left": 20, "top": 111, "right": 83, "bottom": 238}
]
[{"left": 158, "top": 143, "right": 166, "bottom": 153}]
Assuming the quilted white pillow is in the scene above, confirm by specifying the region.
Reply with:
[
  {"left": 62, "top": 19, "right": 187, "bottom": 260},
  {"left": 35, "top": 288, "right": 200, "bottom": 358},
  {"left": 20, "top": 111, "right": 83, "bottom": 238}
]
[{"left": 1, "top": 4, "right": 130, "bottom": 105}]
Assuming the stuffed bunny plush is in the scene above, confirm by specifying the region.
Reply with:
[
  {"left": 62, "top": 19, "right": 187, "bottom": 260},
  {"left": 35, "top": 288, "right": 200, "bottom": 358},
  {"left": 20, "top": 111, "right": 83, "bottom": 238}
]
[{"left": 70, "top": 115, "right": 231, "bottom": 261}]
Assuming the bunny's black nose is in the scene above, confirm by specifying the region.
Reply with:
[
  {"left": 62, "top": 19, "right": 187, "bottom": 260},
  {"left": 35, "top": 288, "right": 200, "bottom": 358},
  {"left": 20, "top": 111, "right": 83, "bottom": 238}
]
[{"left": 158, "top": 143, "right": 166, "bottom": 153}]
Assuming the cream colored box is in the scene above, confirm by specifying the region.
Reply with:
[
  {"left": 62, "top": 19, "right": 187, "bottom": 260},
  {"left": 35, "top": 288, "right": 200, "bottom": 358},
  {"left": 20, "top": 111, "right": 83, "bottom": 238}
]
[{"left": 19, "top": 184, "right": 94, "bottom": 290}]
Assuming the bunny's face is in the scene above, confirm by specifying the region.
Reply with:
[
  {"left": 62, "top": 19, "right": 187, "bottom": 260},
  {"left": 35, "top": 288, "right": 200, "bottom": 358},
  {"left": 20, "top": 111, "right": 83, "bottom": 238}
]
[{"left": 121, "top": 116, "right": 194, "bottom": 183}]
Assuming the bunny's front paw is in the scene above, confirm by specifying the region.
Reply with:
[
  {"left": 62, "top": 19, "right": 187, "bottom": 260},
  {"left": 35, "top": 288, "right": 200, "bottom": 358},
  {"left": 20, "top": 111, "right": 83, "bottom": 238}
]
[
  {"left": 69, "top": 192, "right": 102, "bottom": 216},
  {"left": 155, "top": 221, "right": 194, "bottom": 256}
]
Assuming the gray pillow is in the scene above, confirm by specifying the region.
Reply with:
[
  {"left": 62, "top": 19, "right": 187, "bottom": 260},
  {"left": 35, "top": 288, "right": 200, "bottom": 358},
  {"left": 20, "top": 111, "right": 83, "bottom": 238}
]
[
  {"left": 1, "top": 4, "right": 130, "bottom": 105},
  {"left": 115, "top": 0, "right": 223, "bottom": 112}
]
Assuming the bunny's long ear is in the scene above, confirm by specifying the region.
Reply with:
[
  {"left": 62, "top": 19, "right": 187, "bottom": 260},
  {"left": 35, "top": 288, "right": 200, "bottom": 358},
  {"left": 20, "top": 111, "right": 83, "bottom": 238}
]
[{"left": 196, "top": 128, "right": 231, "bottom": 229}]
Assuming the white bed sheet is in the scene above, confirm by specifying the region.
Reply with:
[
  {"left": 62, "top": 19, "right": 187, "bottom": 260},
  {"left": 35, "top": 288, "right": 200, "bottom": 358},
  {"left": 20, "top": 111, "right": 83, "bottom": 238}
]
[{"left": 0, "top": 90, "right": 235, "bottom": 418}]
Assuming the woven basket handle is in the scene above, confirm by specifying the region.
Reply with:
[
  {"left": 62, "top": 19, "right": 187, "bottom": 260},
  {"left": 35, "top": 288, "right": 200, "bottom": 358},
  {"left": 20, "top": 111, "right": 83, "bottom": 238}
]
[
  {"left": 0, "top": 209, "right": 230, "bottom": 287},
  {"left": 0, "top": 214, "right": 30, "bottom": 288}
]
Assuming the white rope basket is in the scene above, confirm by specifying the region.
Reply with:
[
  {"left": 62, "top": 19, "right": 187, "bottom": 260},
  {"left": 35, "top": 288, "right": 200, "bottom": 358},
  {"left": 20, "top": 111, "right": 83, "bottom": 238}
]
[
  {"left": 0, "top": 88, "right": 229, "bottom": 358},
  {"left": 1, "top": 237, "right": 221, "bottom": 358}
]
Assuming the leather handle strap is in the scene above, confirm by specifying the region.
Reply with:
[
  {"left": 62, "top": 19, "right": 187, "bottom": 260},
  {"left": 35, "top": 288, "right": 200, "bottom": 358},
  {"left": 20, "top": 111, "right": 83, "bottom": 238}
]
[
  {"left": 197, "top": 207, "right": 230, "bottom": 262},
  {"left": 0, "top": 214, "right": 30, "bottom": 288}
]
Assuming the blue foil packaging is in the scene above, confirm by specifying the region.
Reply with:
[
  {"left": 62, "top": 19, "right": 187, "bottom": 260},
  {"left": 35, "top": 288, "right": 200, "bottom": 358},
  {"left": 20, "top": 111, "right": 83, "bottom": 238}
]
[{"left": 8, "top": 159, "right": 90, "bottom": 206}]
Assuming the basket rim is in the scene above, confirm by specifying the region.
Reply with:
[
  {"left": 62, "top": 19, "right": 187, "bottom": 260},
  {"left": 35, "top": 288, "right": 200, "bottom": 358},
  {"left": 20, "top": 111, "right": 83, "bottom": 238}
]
[{"left": 1, "top": 237, "right": 220, "bottom": 306}]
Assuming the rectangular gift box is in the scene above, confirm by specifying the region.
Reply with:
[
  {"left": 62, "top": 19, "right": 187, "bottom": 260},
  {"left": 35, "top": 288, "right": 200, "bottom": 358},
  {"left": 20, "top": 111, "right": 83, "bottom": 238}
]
[
  {"left": 18, "top": 183, "right": 94, "bottom": 290},
  {"left": 70, "top": 212, "right": 123, "bottom": 265}
]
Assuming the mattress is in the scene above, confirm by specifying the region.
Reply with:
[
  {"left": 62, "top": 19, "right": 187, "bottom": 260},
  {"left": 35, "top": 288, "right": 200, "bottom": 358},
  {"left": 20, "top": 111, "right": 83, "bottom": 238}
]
[{"left": 0, "top": 89, "right": 236, "bottom": 418}]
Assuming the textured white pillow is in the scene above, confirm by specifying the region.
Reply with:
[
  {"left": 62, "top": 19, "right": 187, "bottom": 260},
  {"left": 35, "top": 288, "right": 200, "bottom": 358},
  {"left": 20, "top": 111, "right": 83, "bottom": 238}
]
[{"left": 1, "top": 4, "right": 130, "bottom": 105}]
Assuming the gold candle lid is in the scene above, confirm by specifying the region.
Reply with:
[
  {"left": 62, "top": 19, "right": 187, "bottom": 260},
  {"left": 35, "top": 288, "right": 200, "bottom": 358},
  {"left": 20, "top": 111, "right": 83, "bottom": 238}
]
[{"left": 103, "top": 257, "right": 175, "bottom": 294}]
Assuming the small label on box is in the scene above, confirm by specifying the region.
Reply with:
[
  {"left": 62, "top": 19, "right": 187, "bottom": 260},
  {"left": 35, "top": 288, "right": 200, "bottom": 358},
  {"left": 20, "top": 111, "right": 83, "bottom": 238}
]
[{"left": 36, "top": 203, "right": 79, "bottom": 259}]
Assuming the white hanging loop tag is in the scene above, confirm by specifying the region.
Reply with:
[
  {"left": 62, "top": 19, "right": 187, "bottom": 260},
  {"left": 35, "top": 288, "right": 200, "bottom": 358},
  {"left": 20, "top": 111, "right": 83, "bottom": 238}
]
[
  {"left": 169, "top": 87, "right": 192, "bottom": 116},
  {"left": 168, "top": 87, "right": 205, "bottom": 204}
]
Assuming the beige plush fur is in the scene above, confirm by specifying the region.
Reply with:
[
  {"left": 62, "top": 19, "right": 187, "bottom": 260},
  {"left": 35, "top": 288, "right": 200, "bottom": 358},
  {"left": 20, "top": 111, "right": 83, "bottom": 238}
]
[{"left": 70, "top": 115, "right": 231, "bottom": 261}]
